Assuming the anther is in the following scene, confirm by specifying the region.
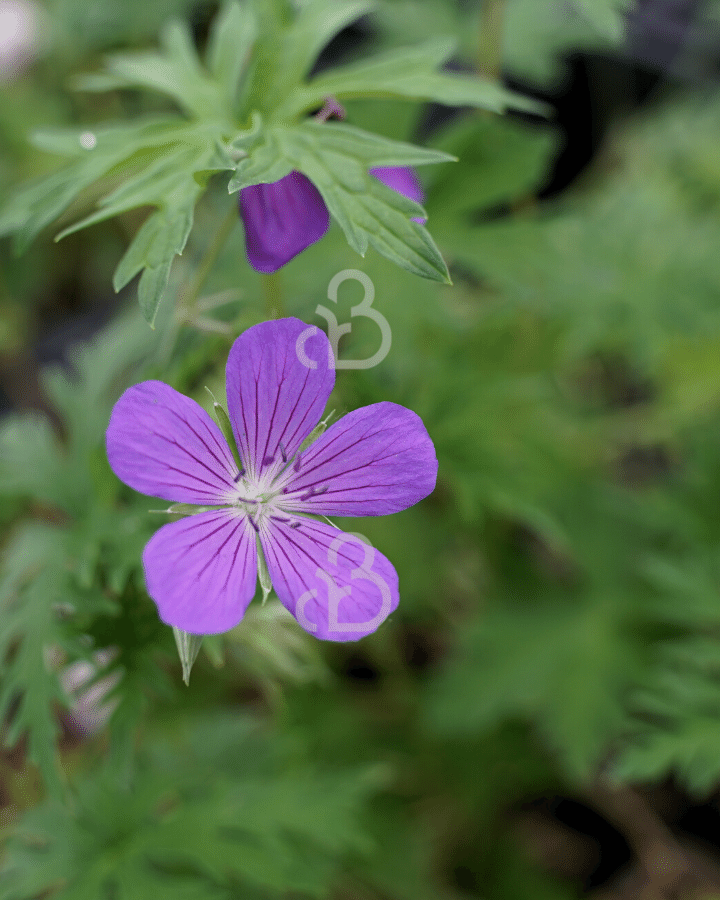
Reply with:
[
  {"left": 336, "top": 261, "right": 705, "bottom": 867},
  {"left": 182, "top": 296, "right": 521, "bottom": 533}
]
[
  {"left": 289, "top": 521, "right": 301, "bottom": 529},
  {"left": 248, "top": 516, "right": 260, "bottom": 533},
  {"left": 262, "top": 454, "right": 275, "bottom": 467},
  {"left": 299, "top": 485, "right": 329, "bottom": 501},
  {"left": 279, "top": 442, "right": 287, "bottom": 463},
  {"left": 233, "top": 470, "right": 245, "bottom": 482},
  {"left": 293, "top": 453, "right": 303, "bottom": 472}
]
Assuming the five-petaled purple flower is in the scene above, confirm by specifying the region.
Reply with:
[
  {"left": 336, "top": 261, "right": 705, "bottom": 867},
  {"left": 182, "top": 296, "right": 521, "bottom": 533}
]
[
  {"left": 106, "top": 318, "right": 437, "bottom": 640},
  {"left": 238, "top": 167, "right": 426, "bottom": 273}
]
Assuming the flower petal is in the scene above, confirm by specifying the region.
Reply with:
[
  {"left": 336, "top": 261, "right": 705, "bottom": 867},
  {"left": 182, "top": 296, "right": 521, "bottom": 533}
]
[
  {"left": 143, "top": 510, "right": 258, "bottom": 634},
  {"left": 238, "top": 171, "right": 330, "bottom": 273},
  {"left": 260, "top": 518, "right": 398, "bottom": 641},
  {"left": 106, "top": 380, "right": 239, "bottom": 504},
  {"left": 225, "top": 318, "right": 335, "bottom": 483},
  {"left": 278, "top": 402, "right": 437, "bottom": 517},
  {"left": 370, "top": 166, "right": 426, "bottom": 223}
]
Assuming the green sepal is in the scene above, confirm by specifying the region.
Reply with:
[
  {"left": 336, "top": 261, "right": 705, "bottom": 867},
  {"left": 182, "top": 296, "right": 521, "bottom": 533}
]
[
  {"left": 256, "top": 535, "right": 273, "bottom": 605},
  {"left": 172, "top": 626, "right": 204, "bottom": 686},
  {"left": 298, "top": 410, "right": 335, "bottom": 455},
  {"left": 205, "top": 388, "right": 244, "bottom": 476}
]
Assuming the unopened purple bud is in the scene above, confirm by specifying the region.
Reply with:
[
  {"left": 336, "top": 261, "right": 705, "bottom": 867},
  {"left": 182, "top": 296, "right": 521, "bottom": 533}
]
[{"left": 238, "top": 171, "right": 330, "bottom": 273}]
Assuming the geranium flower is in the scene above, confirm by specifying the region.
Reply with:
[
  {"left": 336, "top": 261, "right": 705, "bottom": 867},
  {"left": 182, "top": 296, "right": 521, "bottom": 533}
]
[
  {"left": 106, "top": 318, "right": 437, "bottom": 640},
  {"left": 238, "top": 166, "right": 426, "bottom": 273}
]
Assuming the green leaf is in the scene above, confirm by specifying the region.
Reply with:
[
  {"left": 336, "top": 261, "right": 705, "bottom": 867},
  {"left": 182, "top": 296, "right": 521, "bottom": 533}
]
[
  {"left": 425, "top": 113, "right": 558, "bottom": 219},
  {"left": 73, "top": 19, "right": 228, "bottom": 121},
  {"left": 575, "top": 0, "right": 633, "bottom": 40},
  {"left": 278, "top": 37, "right": 546, "bottom": 119},
  {"left": 425, "top": 598, "right": 640, "bottom": 781},
  {"left": 0, "top": 414, "right": 70, "bottom": 512},
  {"left": 0, "top": 715, "right": 379, "bottom": 899},
  {"left": 206, "top": 1, "right": 259, "bottom": 115},
  {"left": 614, "top": 638, "right": 720, "bottom": 795},
  {"left": 33, "top": 126, "right": 234, "bottom": 323},
  {"left": 0, "top": 117, "right": 200, "bottom": 250},
  {"left": 229, "top": 120, "right": 453, "bottom": 281},
  {"left": 111, "top": 179, "right": 204, "bottom": 326},
  {"left": 279, "top": 0, "right": 377, "bottom": 84},
  {"left": 0, "top": 525, "right": 71, "bottom": 796},
  {"left": 504, "top": 0, "right": 634, "bottom": 86}
]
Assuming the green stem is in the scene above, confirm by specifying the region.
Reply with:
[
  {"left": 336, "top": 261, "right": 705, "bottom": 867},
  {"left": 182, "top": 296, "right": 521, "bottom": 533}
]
[
  {"left": 184, "top": 202, "right": 239, "bottom": 313},
  {"left": 156, "top": 203, "right": 238, "bottom": 366},
  {"left": 262, "top": 271, "right": 285, "bottom": 318},
  {"left": 477, "top": 0, "right": 506, "bottom": 82}
]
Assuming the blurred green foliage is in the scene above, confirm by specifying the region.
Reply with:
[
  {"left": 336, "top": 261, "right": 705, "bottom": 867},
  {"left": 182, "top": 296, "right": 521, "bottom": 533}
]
[{"left": 4, "top": 0, "right": 720, "bottom": 898}]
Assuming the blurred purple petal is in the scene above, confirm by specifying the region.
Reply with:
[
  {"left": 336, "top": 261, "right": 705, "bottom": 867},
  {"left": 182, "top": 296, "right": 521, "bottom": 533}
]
[
  {"left": 278, "top": 402, "right": 438, "bottom": 517},
  {"left": 371, "top": 166, "right": 426, "bottom": 223},
  {"left": 260, "top": 517, "right": 398, "bottom": 641},
  {"left": 143, "top": 510, "right": 257, "bottom": 634},
  {"left": 225, "top": 318, "right": 335, "bottom": 483},
  {"left": 239, "top": 171, "right": 330, "bottom": 273},
  {"left": 106, "top": 380, "right": 238, "bottom": 504}
]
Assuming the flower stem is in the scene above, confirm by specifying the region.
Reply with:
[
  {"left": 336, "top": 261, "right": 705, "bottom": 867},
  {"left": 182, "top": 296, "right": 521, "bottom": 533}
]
[
  {"left": 156, "top": 203, "right": 239, "bottom": 366},
  {"left": 476, "top": 0, "right": 506, "bottom": 82},
  {"left": 184, "top": 202, "right": 239, "bottom": 312},
  {"left": 262, "top": 271, "right": 284, "bottom": 318}
]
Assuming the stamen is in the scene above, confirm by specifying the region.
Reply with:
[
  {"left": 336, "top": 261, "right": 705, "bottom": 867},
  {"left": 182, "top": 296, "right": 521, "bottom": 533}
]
[
  {"left": 289, "top": 521, "right": 301, "bottom": 529},
  {"left": 299, "top": 485, "right": 329, "bottom": 501},
  {"left": 236, "top": 496, "right": 258, "bottom": 504},
  {"left": 279, "top": 442, "right": 287, "bottom": 463},
  {"left": 233, "top": 470, "right": 245, "bottom": 483},
  {"left": 315, "top": 96, "right": 346, "bottom": 122},
  {"left": 247, "top": 516, "right": 260, "bottom": 533},
  {"left": 293, "top": 453, "right": 303, "bottom": 472},
  {"left": 262, "top": 454, "right": 275, "bottom": 467}
]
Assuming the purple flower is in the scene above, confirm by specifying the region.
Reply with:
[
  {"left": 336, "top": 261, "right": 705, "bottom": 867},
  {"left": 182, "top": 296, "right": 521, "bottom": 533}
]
[
  {"left": 238, "top": 167, "right": 426, "bottom": 273},
  {"left": 106, "top": 318, "right": 437, "bottom": 641}
]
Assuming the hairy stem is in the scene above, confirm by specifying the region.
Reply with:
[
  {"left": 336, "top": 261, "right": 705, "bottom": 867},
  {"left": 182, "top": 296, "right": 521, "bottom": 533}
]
[
  {"left": 184, "top": 202, "right": 239, "bottom": 313},
  {"left": 477, "top": 0, "right": 506, "bottom": 82},
  {"left": 262, "top": 271, "right": 285, "bottom": 318}
]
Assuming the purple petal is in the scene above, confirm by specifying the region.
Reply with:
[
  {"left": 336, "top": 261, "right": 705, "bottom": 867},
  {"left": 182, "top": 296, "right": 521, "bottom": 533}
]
[
  {"left": 225, "top": 318, "right": 335, "bottom": 482},
  {"left": 370, "top": 166, "right": 426, "bottom": 224},
  {"left": 277, "top": 402, "right": 437, "bottom": 517},
  {"left": 260, "top": 518, "right": 398, "bottom": 641},
  {"left": 106, "top": 380, "right": 238, "bottom": 504},
  {"left": 238, "top": 171, "right": 330, "bottom": 273},
  {"left": 143, "top": 510, "right": 258, "bottom": 634}
]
